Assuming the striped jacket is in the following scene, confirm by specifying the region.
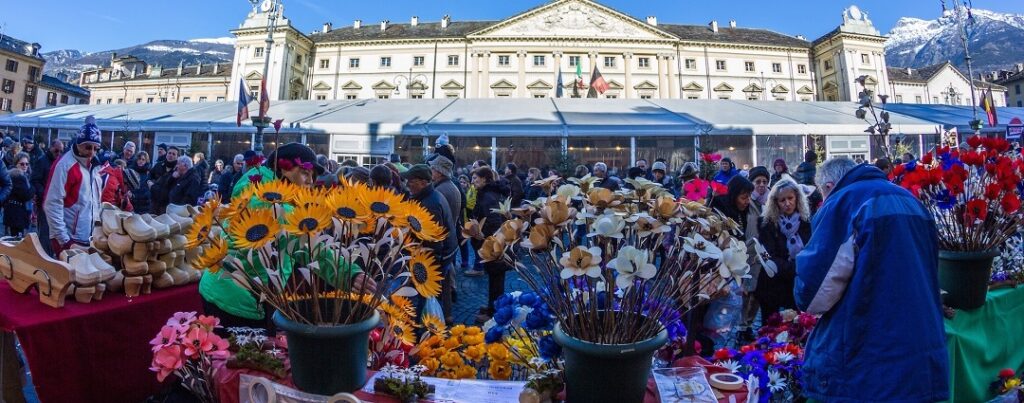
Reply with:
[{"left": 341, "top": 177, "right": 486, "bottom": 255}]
[
  {"left": 795, "top": 164, "right": 948, "bottom": 402},
  {"left": 43, "top": 150, "right": 101, "bottom": 245}
]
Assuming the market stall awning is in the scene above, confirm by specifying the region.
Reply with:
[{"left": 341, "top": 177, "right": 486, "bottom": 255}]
[
  {"left": 422, "top": 99, "right": 565, "bottom": 137},
  {"left": 554, "top": 99, "right": 700, "bottom": 137},
  {"left": 881, "top": 104, "right": 1024, "bottom": 135}
]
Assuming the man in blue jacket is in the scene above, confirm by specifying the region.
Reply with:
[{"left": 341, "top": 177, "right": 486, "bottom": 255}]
[{"left": 795, "top": 158, "right": 948, "bottom": 402}]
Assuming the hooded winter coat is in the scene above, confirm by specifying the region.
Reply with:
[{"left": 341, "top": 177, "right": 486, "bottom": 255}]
[
  {"left": 795, "top": 164, "right": 948, "bottom": 402},
  {"left": 43, "top": 149, "right": 101, "bottom": 245}
]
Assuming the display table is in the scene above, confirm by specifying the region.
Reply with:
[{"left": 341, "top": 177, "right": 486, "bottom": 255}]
[
  {"left": 945, "top": 286, "right": 1024, "bottom": 402},
  {"left": 0, "top": 281, "right": 202, "bottom": 403}
]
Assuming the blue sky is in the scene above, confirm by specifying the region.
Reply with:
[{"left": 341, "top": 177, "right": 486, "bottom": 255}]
[{"left": 4, "top": 0, "right": 1023, "bottom": 52}]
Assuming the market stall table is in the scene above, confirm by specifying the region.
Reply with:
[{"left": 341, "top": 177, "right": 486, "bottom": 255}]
[
  {"left": 0, "top": 281, "right": 202, "bottom": 403},
  {"left": 945, "top": 286, "right": 1024, "bottom": 402}
]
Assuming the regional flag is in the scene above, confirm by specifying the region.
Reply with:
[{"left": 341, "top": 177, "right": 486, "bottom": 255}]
[
  {"left": 588, "top": 66, "right": 609, "bottom": 98},
  {"left": 556, "top": 68, "right": 564, "bottom": 98},
  {"left": 981, "top": 87, "right": 998, "bottom": 127},
  {"left": 573, "top": 62, "right": 583, "bottom": 98},
  {"left": 236, "top": 78, "right": 250, "bottom": 127},
  {"left": 259, "top": 77, "right": 271, "bottom": 117}
]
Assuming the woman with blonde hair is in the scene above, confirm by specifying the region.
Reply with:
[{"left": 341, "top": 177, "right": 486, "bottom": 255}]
[{"left": 755, "top": 176, "right": 812, "bottom": 316}]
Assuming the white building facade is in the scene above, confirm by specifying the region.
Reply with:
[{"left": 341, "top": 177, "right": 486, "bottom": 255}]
[{"left": 887, "top": 61, "right": 1007, "bottom": 107}]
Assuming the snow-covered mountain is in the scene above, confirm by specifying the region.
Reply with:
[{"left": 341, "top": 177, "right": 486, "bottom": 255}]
[
  {"left": 885, "top": 8, "right": 1024, "bottom": 74},
  {"left": 41, "top": 38, "right": 235, "bottom": 82}
]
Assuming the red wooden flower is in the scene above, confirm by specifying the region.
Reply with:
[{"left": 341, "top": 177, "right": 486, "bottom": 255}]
[
  {"left": 965, "top": 199, "right": 989, "bottom": 224},
  {"left": 1002, "top": 194, "right": 1021, "bottom": 214},
  {"left": 967, "top": 135, "right": 984, "bottom": 149}
]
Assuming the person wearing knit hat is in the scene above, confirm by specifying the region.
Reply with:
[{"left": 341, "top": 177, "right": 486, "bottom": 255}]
[
  {"left": 748, "top": 166, "right": 771, "bottom": 206},
  {"left": 650, "top": 161, "right": 676, "bottom": 197},
  {"left": 43, "top": 115, "right": 103, "bottom": 255},
  {"left": 121, "top": 141, "right": 136, "bottom": 163},
  {"left": 435, "top": 132, "right": 450, "bottom": 147}
]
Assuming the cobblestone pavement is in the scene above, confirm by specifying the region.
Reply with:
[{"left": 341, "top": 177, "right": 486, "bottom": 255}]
[{"left": 449, "top": 250, "right": 528, "bottom": 325}]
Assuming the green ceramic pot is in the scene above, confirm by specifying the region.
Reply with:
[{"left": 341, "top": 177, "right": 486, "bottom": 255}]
[
  {"left": 938, "top": 249, "right": 998, "bottom": 310},
  {"left": 272, "top": 304, "right": 379, "bottom": 395},
  {"left": 552, "top": 319, "right": 667, "bottom": 403}
]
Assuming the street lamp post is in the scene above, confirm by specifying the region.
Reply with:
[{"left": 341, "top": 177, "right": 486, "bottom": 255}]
[
  {"left": 248, "top": 0, "right": 281, "bottom": 155},
  {"left": 393, "top": 67, "right": 428, "bottom": 99},
  {"left": 749, "top": 72, "right": 779, "bottom": 101},
  {"left": 950, "top": 0, "right": 982, "bottom": 133}
]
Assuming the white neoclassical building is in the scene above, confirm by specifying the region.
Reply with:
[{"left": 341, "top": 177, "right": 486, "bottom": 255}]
[{"left": 228, "top": 0, "right": 897, "bottom": 104}]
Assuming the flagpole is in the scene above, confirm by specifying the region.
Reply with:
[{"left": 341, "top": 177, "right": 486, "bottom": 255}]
[
  {"left": 952, "top": 0, "right": 981, "bottom": 133},
  {"left": 251, "top": 0, "right": 281, "bottom": 155}
]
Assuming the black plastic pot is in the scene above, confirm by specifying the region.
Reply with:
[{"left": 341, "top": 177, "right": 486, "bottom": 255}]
[
  {"left": 938, "top": 249, "right": 997, "bottom": 310},
  {"left": 552, "top": 319, "right": 667, "bottom": 403}
]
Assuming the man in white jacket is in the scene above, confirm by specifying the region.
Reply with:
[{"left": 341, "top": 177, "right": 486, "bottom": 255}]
[{"left": 43, "top": 116, "right": 102, "bottom": 256}]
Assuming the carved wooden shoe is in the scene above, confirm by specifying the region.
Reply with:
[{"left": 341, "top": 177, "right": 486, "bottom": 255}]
[
  {"left": 155, "top": 239, "right": 173, "bottom": 255},
  {"left": 153, "top": 272, "right": 175, "bottom": 289},
  {"left": 158, "top": 252, "right": 176, "bottom": 268},
  {"left": 88, "top": 253, "right": 116, "bottom": 283},
  {"left": 107, "top": 271, "right": 124, "bottom": 293},
  {"left": 146, "top": 259, "right": 167, "bottom": 276},
  {"left": 123, "top": 276, "right": 143, "bottom": 297},
  {"left": 67, "top": 252, "right": 102, "bottom": 286},
  {"left": 141, "top": 274, "right": 153, "bottom": 295},
  {"left": 167, "top": 214, "right": 194, "bottom": 234},
  {"left": 107, "top": 232, "right": 134, "bottom": 257},
  {"left": 92, "top": 226, "right": 110, "bottom": 252},
  {"left": 167, "top": 204, "right": 192, "bottom": 218},
  {"left": 73, "top": 285, "right": 96, "bottom": 303},
  {"left": 141, "top": 215, "right": 171, "bottom": 239},
  {"left": 122, "top": 256, "right": 150, "bottom": 276},
  {"left": 124, "top": 214, "right": 157, "bottom": 242},
  {"left": 154, "top": 215, "right": 183, "bottom": 235},
  {"left": 100, "top": 207, "right": 129, "bottom": 236},
  {"left": 165, "top": 265, "right": 191, "bottom": 285},
  {"left": 92, "top": 283, "right": 107, "bottom": 301},
  {"left": 169, "top": 234, "right": 187, "bottom": 251}
]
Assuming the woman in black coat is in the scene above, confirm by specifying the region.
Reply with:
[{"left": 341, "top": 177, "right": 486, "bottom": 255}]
[
  {"left": 129, "top": 151, "right": 153, "bottom": 214},
  {"left": 168, "top": 163, "right": 204, "bottom": 206},
  {"left": 4, "top": 153, "right": 33, "bottom": 237},
  {"left": 470, "top": 167, "right": 510, "bottom": 323},
  {"left": 755, "top": 177, "right": 812, "bottom": 316}
]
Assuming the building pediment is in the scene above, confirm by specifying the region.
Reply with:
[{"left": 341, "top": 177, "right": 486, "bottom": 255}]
[
  {"left": 441, "top": 80, "right": 465, "bottom": 90},
  {"left": 607, "top": 80, "right": 623, "bottom": 90},
  {"left": 634, "top": 80, "right": 658, "bottom": 90},
  {"left": 491, "top": 79, "right": 517, "bottom": 89},
  {"left": 743, "top": 83, "right": 763, "bottom": 93},
  {"left": 527, "top": 79, "right": 553, "bottom": 90},
  {"left": 797, "top": 85, "right": 815, "bottom": 95},
  {"left": 372, "top": 80, "right": 397, "bottom": 90},
  {"left": 341, "top": 80, "right": 363, "bottom": 90},
  {"left": 312, "top": 81, "right": 332, "bottom": 91},
  {"left": 771, "top": 84, "right": 789, "bottom": 94},
  {"left": 245, "top": 71, "right": 263, "bottom": 81},
  {"left": 407, "top": 81, "right": 429, "bottom": 90},
  {"left": 682, "top": 81, "right": 704, "bottom": 91},
  {"left": 821, "top": 80, "right": 838, "bottom": 91},
  {"left": 290, "top": 77, "right": 304, "bottom": 86},
  {"left": 713, "top": 83, "right": 734, "bottom": 92},
  {"left": 468, "top": 0, "right": 675, "bottom": 41}
]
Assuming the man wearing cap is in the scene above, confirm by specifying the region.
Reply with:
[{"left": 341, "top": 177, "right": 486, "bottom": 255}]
[
  {"left": 44, "top": 116, "right": 102, "bottom": 255},
  {"left": 430, "top": 155, "right": 464, "bottom": 241},
  {"left": 21, "top": 135, "right": 42, "bottom": 164},
  {"left": 651, "top": 161, "right": 676, "bottom": 198},
  {"left": 403, "top": 164, "right": 458, "bottom": 323}
]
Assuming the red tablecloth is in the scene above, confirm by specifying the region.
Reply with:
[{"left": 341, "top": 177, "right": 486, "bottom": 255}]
[{"left": 0, "top": 281, "right": 202, "bottom": 403}]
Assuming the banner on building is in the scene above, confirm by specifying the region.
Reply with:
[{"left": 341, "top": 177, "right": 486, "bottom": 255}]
[{"left": 1008, "top": 117, "right": 1023, "bottom": 141}]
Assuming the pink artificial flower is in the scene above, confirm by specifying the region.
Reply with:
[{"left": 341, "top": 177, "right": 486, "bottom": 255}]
[
  {"left": 166, "top": 312, "right": 197, "bottom": 332},
  {"left": 183, "top": 328, "right": 215, "bottom": 359},
  {"left": 150, "top": 345, "right": 184, "bottom": 382},
  {"left": 194, "top": 315, "right": 220, "bottom": 331},
  {"left": 207, "top": 334, "right": 231, "bottom": 359},
  {"left": 149, "top": 325, "right": 180, "bottom": 352}
]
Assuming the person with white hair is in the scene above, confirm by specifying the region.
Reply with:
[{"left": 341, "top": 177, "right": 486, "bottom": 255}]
[
  {"left": 121, "top": 141, "right": 136, "bottom": 163},
  {"left": 592, "top": 162, "right": 621, "bottom": 191},
  {"left": 167, "top": 155, "right": 204, "bottom": 206},
  {"left": 755, "top": 176, "right": 811, "bottom": 315},
  {"left": 217, "top": 153, "right": 246, "bottom": 203},
  {"left": 795, "top": 158, "right": 948, "bottom": 401}
]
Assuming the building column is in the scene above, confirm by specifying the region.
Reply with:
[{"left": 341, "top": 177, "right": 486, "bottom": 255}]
[
  {"left": 517, "top": 50, "right": 528, "bottom": 97},
  {"left": 481, "top": 51, "right": 491, "bottom": 99},
  {"left": 553, "top": 51, "right": 563, "bottom": 96},
  {"left": 667, "top": 54, "right": 679, "bottom": 99},
  {"left": 623, "top": 52, "right": 633, "bottom": 99},
  {"left": 588, "top": 52, "right": 598, "bottom": 75},
  {"left": 470, "top": 51, "right": 479, "bottom": 99},
  {"left": 657, "top": 54, "right": 668, "bottom": 98}
]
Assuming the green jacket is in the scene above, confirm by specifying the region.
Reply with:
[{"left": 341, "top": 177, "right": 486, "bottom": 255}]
[{"left": 199, "top": 166, "right": 359, "bottom": 320}]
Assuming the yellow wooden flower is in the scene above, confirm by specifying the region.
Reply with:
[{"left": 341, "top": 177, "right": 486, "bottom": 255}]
[
  {"left": 398, "top": 202, "right": 447, "bottom": 242},
  {"left": 378, "top": 303, "right": 409, "bottom": 325},
  {"left": 229, "top": 208, "right": 280, "bottom": 250},
  {"left": 454, "top": 365, "right": 478, "bottom": 379},
  {"left": 300, "top": 187, "right": 331, "bottom": 208},
  {"left": 359, "top": 186, "right": 407, "bottom": 217},
  {"left": 463, "top": 344, "right": 487, "bottom": 362},
  {"left": 422, "top": 313, "right": 447, "bottom": 335},
  {"left": 250, "top": 180, "right": 299, "bottom": 205},
  {"left": 391, "top": 321, "right": 415, "bottom": 345},
  {"left": 478, "top": 235, "right": 507, "bottom": 263},
  {"left": 326, "top": 187, "right": 369, "bottom": 222},
  {"left": 498, "top": 218, "right": 526, "bottom": 243},
  {"left": 651, "top": 195, "right": 678, "bottom": 219},
  {"left": 461, "top": 327, "right": 485, "bottom": 346},
  {"left": 521, "top": 223, "right": 556, "bottom": 251},
  {"left": 282, "top": 203, "right": 332, "bottom": 236},
  {"left": 191, "top": 235, "right": 227, "bottom": 273},
  {"left": 390, "top": 295, "right": 416, "bottom": 318},
  {"left": 185, "top": 206, "right": 215, "bottom": 248},
  {"left": 440, "top": 351, "right": 464, "bottom": 369},
  {"left": 487, "top": 343, "right": 511, "bottom": 362},
  {"left": 488, "top": 360, "right": 512, "bottom": 380},
  {"left": 421, "top": 357, "right": 440, "bottom": 374},
  {"left": 408, "top": 249, "right": 443, "bottom": 298},
  {"left": 450, "top": 324, "right": 467, "bottom": 338},
  {"left": 442, "top": 336, "right": 461, "bottom": 350}
]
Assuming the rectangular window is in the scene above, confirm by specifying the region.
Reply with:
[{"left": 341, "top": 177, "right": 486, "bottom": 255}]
[
  {"left": 534, "top": 94, "right": 546, "bottom": 98},
  {"left": 47, "top": 92, "right": 57, "bottom": 106},
  {"left": 60, "top": 94, "right": 68, "bottom": 104},
  {"left": 446, "top": 94, "right": 459, "bottom": 98},
  {"left": 447, "top": 55, "right": 459, "bottom": 66},
  {"left": 1016, "top": 84, "right": 1021, "bottom": 95},
  {"left": 181, "top": 97, "right": 190, "bottom": 103},
  {"left": 346, "top": 94, "right": 358, "bottom": 100},
  {"left": 604, "top": 57, "right": 615, "bottom": 68},
  {"left": 685, "top": 59, "right": 697, "bottom": 70},
  {"left": 349, "top": 58, "right": 360, "bottom": 68},
  {"left": 377, "top": 94, "right": 390, "bottom": 99},
  {"left": 1018, "top": 100, "right": 1023, "bottom": 107},
  {"left": 638, "top": 57, "right": 650, "bottom": 68},
  {"left": 533, "top": 55, "right": 545, "bottom": 66},
  {"left": 117, "top": 98, "right": 124, "bottom": 104},
  {"left": 198, "top": 96, "right": 207, "bottom": 102},
  {"left": 687, "top": 95, "right": 700, "bottom": 100},
  {"left": 715, "top": 60, "right": 726, "bottom": 71},
  {"left": 933, "top": 96, "right": 939, "bottom": 104},
  {"left": 28, "top": 66, "right": 39, "bottom": 81},
  {"left": 639, "top": 94, "right": 652, "bottom": 99},
  {"left": 413, "top": 56, "right": 425, "bottom": 66},
  {"left": 915, "top": 96, "right": 922, "bottom": 103},
  {"left": 254, "top": 47, "right": 264, "bottom": 58},
  {"left": 772, "top": 63, "right": 782, "bottom": 73},
  {"left": 5, "top": 60, "right": 17, "bottom": 72},
  {"left": 824, "top": 60, "right": 833, "bottom": 71},
  {"left": 497, "top": 55, "right": 510, "bottom": 66},
  {"left": 747, "top": 94, "right": 759, "bottom": 100},
  {"left": 718, "top": 95, "right": 731, "bottom": 100},
  {"left": 135, "top": 98, "right": 142, "bottom": 103},
  {"left": 315, "top": 94, "right": 327, "bottom": 100},
  {"left": 797, "top": 64, "right": 807, "bottom": 74},
  {"left": 605, "top": 95, "right": 618, "bottom": 99},
  {"left": 861, "top": 53, "right": 870, "bottom": 64},
  {"left": 569, "top": 56, "right": 581, "bottom": 67},
  {"left": 411, "top": 94, "right": 423, "bottom": 99},
  {"left": 24, "top": 85, "right": 35, "bottom": 97},
  {"left": 216, "top": 96, "right": 225, "bottom": 102},
  {"left": 319, "top": 59, "right": 330, "bottom": 69},
  {"left": 295, "top": 55, "right": 303, "bottom": 65},
  {"left": 1, "top": 79, "right": 13, "bottom": 93},
  {"left": 160, "top": 97, "right": 168, "bottom": 103},
  {"left": 106, "top": 99, "right": 112, "bottom": 104},
  {"left": 894, "top": 95, "right": 903, "bottom": 103},
  {"left": 380, "top": 57, "right": 391, "bottom": 67},
  {"left": 0, "top": 98, "right": 10, "bottom": 111},
  {"left": 147, "top": 97, "right": 154, "bottom": 103},
  {"left": 745, "top": 61, "right": 755, "bottom": 72}
]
